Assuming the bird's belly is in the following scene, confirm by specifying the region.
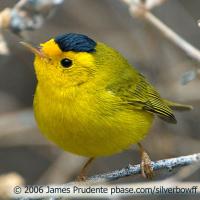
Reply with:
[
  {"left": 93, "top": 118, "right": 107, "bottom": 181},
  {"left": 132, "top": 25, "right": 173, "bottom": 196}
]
[{"left": 34, "top": 92, "right": 153, "bottom": 157}]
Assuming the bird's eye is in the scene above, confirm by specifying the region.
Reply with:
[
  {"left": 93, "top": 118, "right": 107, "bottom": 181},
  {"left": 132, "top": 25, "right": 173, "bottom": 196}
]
[{"left": 60, "top": 58, "right": 72, "bottom": 68}]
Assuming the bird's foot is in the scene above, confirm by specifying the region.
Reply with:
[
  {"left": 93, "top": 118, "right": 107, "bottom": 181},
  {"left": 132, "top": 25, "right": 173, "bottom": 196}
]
[
  {"left": 75, "top": 157, "right": 94, "bottom": 182},
  {"left": 140, "top": 150, "right": 153, "bottom": 179},
  {"left": 138, "top": 143, "right": 153, "bottom": 179},
  {"left": 76, "top": 174, "right": 87, "bottom": 182}
]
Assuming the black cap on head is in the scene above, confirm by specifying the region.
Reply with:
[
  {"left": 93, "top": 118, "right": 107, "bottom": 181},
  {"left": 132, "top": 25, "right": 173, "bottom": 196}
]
[{"left": 54, "top": 33, "right": 96, "bottom": 53}]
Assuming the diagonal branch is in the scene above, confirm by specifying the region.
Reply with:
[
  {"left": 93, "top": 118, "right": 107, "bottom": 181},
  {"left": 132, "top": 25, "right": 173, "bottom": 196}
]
[
  {"left": 86, "top": 153, "right": 200, "bottom": 183},
  {"left": 144, "top": 12, "right": 200, "bottom": 63},
  {"left": 19, "top": 153, "right": 200, "bottom": 200},
  {"left": 121, "top": 0, "right": 200, "bottom": 63}
]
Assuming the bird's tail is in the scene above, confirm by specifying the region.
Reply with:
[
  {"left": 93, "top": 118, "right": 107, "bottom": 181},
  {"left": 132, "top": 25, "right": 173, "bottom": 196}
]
[{"left": 164, "top": 99, "right": 193, "bottom": 111}]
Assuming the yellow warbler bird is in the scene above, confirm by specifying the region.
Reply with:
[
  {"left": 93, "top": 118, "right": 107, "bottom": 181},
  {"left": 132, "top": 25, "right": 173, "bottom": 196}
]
[{"left": 22, "top": 33, "right": 191, "bottom": 179}]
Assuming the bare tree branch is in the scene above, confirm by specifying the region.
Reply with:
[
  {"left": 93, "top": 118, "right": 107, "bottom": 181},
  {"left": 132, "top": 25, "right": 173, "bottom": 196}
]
[
  {"left": 86, "top": 153, "right": 200, "bottom": 183},
  {"left": 19, "top": 153, "right": 200, "bottom": 200},
  {"left": 121, "top": 0, "right": 200, "bottom": 63},
  {"left": 144, "top": 12, "right": 200, "bottom": 63}
]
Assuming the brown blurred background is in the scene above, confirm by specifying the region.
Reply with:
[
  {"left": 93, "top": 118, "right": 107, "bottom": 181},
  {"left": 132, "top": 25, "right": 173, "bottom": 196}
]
[{"left": 0, "top": 0, "right": 200, "bottom": 199}]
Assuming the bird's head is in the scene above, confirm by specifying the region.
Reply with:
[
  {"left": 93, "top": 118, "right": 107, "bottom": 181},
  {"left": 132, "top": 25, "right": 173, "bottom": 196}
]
[{"left": 21, "top": 33, "right": 128, "bottom": 90}]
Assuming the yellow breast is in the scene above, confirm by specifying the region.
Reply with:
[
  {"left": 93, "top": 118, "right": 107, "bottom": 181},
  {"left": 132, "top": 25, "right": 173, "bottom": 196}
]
[{"left": 33, "top": 83, "right": 153, "bottom": 157}]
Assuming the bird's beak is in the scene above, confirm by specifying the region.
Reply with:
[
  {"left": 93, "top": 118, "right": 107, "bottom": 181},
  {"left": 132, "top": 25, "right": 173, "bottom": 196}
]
[{"left": 20, "top": 42, "right": 46, "bottom": 58}]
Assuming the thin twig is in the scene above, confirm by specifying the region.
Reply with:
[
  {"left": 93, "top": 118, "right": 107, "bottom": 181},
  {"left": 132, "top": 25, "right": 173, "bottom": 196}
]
[
  {"left": 144, "top": 12, "right": 200, "bottom": 63},
  {"left": 121, "top": 0, "right": 200, "bottom": 63},
  {"left": 19, "top": 153, "right": 200, "bottom": 200},
  {"left": 86, "top": 153, "right": 200, "bottom": 183}
]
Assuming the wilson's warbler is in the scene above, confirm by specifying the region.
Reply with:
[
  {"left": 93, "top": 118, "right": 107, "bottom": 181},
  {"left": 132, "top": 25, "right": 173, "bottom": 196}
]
[{"left": 22, "top": 33, "right": 192, "bottom": 179}]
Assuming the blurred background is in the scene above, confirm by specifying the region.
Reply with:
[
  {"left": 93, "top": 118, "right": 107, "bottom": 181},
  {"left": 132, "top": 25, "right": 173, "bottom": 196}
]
[{"left": 0, "top": 0, "right": 200, "bottom": 199}]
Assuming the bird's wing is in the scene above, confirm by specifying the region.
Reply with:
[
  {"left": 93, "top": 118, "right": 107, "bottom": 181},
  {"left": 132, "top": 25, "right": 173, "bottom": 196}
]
[{"left": 107, "top": 72, "right": 177, "bottom": 123}]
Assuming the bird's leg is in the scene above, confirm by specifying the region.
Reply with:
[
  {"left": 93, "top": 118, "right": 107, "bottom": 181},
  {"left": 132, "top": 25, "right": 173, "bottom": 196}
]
[
  {"left": 76, "top": 157, "right": 95, "bottom": 181},
  {"left": 137, "top": 143, "right": 153, "bottom": 179}
]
